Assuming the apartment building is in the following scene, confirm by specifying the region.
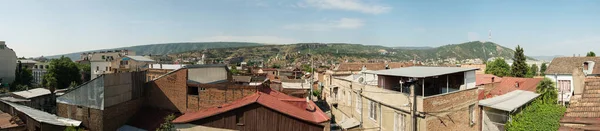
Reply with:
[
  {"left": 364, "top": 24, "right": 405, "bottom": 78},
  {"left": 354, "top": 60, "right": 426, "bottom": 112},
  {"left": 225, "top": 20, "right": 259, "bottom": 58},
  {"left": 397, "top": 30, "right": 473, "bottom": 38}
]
[
  {"left": 32, "top": 62, "right": 49, "bottom": 85},
  {"left": 110, "top": 55, "right": 155, "bottom": 73},
  {"left": 0, "top": 41, "right": 17, "bottom": 86},
  {"left": 83, "top": 50, "right": 135, "bottom": 79},
  {"left": 323, "top": 66, "right": 481, "bottom": 131}
]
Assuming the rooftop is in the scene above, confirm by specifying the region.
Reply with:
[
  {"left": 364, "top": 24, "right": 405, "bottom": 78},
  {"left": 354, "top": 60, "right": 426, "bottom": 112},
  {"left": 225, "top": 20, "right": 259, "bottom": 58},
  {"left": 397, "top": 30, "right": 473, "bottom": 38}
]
[
  {"left": 124, "top": 55, "right": 155, "bottom": 62},
  {"left": 12, "top": 88, "right": 51, "bottom": 99},
  {"left": 173, "top": 89, "right": 329, "bottom": 124},
  {"left": 487, "top": 77, "right": 543, "bottom": 97},
  {"left": 546, "top": 57, "right": 600, "bottom": 75},
  {"left": 365, "top": 66, "right": 479, "bottom": 78},
  {"left": 476, "top": 74, "right": 502, "bottom": 86},
  {"left": 148, "top": 64, "right": 187, "bottom": 70},
  {"left": 1, "top": 101, "right": 81, "bottom": 126},
  {"left": 479, "top": 90, "right": 540, "bottom": 112}
]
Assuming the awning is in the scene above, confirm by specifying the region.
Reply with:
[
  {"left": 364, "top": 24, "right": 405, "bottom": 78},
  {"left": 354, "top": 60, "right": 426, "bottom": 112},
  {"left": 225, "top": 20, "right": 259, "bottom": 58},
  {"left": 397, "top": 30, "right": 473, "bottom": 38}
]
[
  {"left": 479, "top": 90, "right": 540, "bottom": 112},
  {"left": 338, "top": 117, "right": 360, "bottom": 129}
]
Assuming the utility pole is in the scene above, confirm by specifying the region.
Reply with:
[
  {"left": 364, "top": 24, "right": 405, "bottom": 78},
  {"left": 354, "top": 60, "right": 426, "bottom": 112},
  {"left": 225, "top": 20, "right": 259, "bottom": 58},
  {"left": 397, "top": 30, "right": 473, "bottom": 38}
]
[{"left": 411, "top": 82, "right": 417, "bottom": 131}]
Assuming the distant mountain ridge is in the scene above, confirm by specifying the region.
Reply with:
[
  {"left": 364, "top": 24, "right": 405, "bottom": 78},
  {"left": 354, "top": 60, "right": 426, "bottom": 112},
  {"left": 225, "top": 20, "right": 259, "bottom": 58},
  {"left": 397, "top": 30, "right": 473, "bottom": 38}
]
[{"left": 47, "top": 42, "right": 264, "bottom": 60}]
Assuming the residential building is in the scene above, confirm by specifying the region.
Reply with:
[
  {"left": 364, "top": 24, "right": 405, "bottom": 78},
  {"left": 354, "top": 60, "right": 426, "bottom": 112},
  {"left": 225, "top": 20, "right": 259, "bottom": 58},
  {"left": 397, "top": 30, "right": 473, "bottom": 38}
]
[
  {"left": 111, "top": 55, "right": 156, "bottom": 73},
  {"left": 559, "top": 78, "right": 600, "bottom": 130},
  {"left": 544, "top": 57, "right": 600, "bottom": 103},
  {"left": 147, "top": 64, "right": 269, "bottom": 113},
  {"left": 56, "top": 71, "right": 146, "bottom": 131},
  {"left": 85, "top": 50, "right": 135, "bottom": 79},
  {"left": 172, "top": 88, "right": 330, "bottom": 131},
  {"left": 10, "top": 88, "right": 55, "bottom": 113},
  {"left": 17, "top": 59, "right": 38, "bottom": 70},
  {"left": 32, "top": 62, "right": 50, "bottom": 85},
  {"left": 0, "top": 100, "right": 81, "bottom": 131},
  {"left": 323, "top": 66, "right": 481, "bottom": 131},
  {"left": 479, "top": 90, "right": 540, "bottom": 131},
  {"left": 146, "top": 64, "right": 187, "bottom": 81},
  {"left": 0, "top": 41, "right": 17, "bottom": 87},
  {"left": 328, "top": 62, "right": 415, "bottom": 76}
]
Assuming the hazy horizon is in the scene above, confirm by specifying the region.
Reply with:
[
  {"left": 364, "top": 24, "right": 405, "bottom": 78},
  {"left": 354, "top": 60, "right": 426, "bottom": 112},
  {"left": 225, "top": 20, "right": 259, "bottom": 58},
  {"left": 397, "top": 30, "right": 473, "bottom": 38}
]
[{"left": 1, "top": 0, "right": 599, "bottom": 57}]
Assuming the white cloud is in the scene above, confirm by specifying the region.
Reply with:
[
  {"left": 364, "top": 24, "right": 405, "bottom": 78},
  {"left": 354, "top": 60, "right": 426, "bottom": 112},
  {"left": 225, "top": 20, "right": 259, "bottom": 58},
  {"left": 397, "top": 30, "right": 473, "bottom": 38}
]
[
  {"left": 283, "top": 18, "right": 364, "bottom": 31},
  {"left": 299, "top": 0, "right": 391, "bottom": 14},
  {"left": 195, "top": 35, "right": 298, "bottom": 44},
  {"left": 467, "top": 32, "right": 480, "bottom": 42}
]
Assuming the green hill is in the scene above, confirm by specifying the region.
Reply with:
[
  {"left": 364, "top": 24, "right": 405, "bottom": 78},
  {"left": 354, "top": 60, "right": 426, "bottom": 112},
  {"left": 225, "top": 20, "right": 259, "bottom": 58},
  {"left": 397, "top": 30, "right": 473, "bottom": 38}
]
[{"left": 47, "top": 42, "right": 263, "bottom": 60}]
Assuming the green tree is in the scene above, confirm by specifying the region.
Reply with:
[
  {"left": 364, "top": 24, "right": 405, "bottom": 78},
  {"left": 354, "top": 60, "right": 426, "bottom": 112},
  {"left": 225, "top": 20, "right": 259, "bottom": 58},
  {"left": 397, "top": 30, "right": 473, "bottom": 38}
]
[
  {"left": 271, "top": 64, "right": 281, "bottom": 69},
  {"left": 526, "top": 64, "right": 538, "bottom": 78},
  {"left": 157, "top": 114, "right": 175, "bottom": 131},
  {"left": 505, "top": 99, "right": 566, "bottom": 131},
  {"left": 511, "top": 45, "right": 528, "bottom": 77},
  {"left": 77, "top": 63, "right": 91, "bottom": 82},
  {"left": 485, "top": 58, "right": 511, "bottom": 77},
  {"left": 540, "top": 63, "right": 548, "bottom": 76},
  {"left": 302, "top": 64, "right": 313, "bottom": 73},
  {"left": 587, "top": 51, "right": 596, "bottom": 57},
  {"left": 230, "top": 65, "right": 240, "bottom": 75},
  {"left": 11, "top": 62, "right": 34, "bottom": 91},
  {"left": 536, "top": 78, "right": 558, "bottom": 104},
  {"left": 43, "top": 56, "right": 82, "bottom": 89}
]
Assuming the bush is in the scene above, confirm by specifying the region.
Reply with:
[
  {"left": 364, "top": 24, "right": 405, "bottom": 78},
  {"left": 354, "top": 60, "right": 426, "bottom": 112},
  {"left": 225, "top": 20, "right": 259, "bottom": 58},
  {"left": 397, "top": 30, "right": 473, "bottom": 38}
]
[{"left": 505, "top": 99, "right": 566, "bottom": 131}]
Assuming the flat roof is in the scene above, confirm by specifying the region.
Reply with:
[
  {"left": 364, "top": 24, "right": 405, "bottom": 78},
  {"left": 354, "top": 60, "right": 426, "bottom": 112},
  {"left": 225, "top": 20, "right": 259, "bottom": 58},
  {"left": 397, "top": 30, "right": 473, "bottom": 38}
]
[
  {"left": 12, "top": 88, "right": 51, "bottom": 99},
  {"left": 479, "top": 90, "right": 540, "bottom": 112},
  {"left": 364, "top": 66, "right": 479, "bottom": 78}
]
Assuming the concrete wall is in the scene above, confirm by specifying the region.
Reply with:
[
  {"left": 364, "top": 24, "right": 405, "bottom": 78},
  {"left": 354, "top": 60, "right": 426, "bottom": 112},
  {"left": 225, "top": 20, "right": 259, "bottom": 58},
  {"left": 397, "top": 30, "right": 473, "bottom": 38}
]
[
  {"left": 572, "top": 68, "right": 585, "bottom": 95},
  {"left": 188, "top": 67, "right": 229, "bottom": 83},
  {"left": 0, "top": 42, "right": 17, "bottom": 85}
]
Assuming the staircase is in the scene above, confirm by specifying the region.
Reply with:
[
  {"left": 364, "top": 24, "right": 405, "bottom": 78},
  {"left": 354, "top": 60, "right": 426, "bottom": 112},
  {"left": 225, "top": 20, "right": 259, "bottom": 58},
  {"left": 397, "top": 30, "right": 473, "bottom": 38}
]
[{"left": 560, "top": 78, "right": 600, "bottom": 131}]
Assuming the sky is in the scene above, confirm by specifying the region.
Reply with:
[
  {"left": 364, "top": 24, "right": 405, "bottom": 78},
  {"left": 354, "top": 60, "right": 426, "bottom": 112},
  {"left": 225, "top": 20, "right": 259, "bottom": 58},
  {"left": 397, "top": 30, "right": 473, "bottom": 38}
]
[{"left": 1, "top": 0, "right": 600, "bottom": 57}]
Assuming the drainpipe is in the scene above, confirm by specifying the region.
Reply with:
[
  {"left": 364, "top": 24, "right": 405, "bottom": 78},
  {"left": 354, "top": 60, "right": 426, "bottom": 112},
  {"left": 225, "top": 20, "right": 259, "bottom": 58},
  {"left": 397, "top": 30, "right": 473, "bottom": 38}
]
[{"left": 359, "top": 88, "right": 363, "bottom": 128}]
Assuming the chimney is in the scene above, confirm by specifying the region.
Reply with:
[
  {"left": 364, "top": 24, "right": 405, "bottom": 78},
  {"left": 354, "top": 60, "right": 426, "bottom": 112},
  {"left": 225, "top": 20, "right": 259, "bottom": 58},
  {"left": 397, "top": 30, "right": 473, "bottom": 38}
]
[
  {"left": 160, "top": 64, "right": 163, "bottom": 69},
  {"left": 515, "top": 82, "right": 520, "bottom": 88},
  {"left": 491, "top": 77, "right": 495, "bottom": 83}
]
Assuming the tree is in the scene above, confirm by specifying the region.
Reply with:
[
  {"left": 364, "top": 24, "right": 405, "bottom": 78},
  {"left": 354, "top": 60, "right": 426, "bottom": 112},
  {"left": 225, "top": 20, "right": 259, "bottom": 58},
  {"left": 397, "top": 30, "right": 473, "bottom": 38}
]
[
  {"left": 77, "top": 63, "right": 91, "bottom": 82},
  {"left": 526, "top": 64, "right": 538, "bottom": 78},
  {"left": 157, "top": 114, "right": 175, "bottom": 131},
  {"left": 10, "top": 62, "right": 33, "bottom": 91},
  {"left": 271, "top": 64, "right": 281, "bottom": 69},
  {"left": 302, "top": 64, "right": 313, "bottom": 73},
  {"left": 505, "top": 99, "right": 566, "bottom": 131},
  {"left": 230, "top": 65, "right": 240, "bottom": 75},
  {"left": 587, "top": 51, "right": 596, "bottom": 57},
  {"left": 537, "top": 78, "right": 558, "bottom": 104},
  {"left": 540, "top": 63, "right": 548, "bottom": 76},
  {"left": 43, "top": 56, "right": 82, "bottom": 89},
  {"left": 511, "top": 45, "right": 529, "bottom": 77},
  {"left": 485, "top": 58, "right": 511, "bottom": 77}
]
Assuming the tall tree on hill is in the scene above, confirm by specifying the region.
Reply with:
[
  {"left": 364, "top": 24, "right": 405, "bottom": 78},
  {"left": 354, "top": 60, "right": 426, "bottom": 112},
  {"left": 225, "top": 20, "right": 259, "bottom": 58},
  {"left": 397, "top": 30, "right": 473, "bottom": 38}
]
[
  {"left": 511, "top": 45, "right": 529, "bottom": 77},
  {"left": 587, "top": 51, "right": 596, "bottom": 57},
  {"left": 540, "top": 63, "right": 548, "bottom": 76},
  {"left": 485, "top": 58, "right": 511, "bottom": 77},
  {"left": 43, "top": 56, "right": 82, "bottom": 89}
]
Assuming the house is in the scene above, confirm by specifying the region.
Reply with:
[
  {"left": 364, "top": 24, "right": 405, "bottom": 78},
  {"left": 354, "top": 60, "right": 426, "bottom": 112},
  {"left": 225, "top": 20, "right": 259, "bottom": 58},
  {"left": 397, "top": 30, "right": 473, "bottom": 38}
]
[
  {"left": 476, "top": 74, "right": 502, "bottom": 86},
  {"left": 482, "top": 77, "right": 542, "bottom": 99},
  {"left": 0, "top": 41, "right": 17, "bottom": 87},
  {"left": 111, "top": 55, "right": 156, "bottom": 73},
  {"left": 544, "top": 57, "right": 600, "bottom": 103},
  {"left": 86, "top": 50, "right": 135, "bottom": 79},
  {"left": 146, "top": 64, "right": 187, "bottom": 81},
  {"left": 172, "top": 88, "right": 330, "bottom": 131},
  {"left": 0, "top": 100, "right": 81, "bottom": 131},
  {"left": 479, "top": 90, "right": 540, "bottom": 131},
  {"left": 56, "top": 72, "right": 146, "bottom": 131},
  {"left": 17, "top": 59, "right": 38, "bottom": 70},
  {"left": 10, "top": 88, "right": 55, "bottom": 113},
  {"left": 559, "top": 78, "right": 600, "bottom": 130},
  {"left": 323, "top": 66, "right": 481, "bottom": 131},
  {"left": 147, "top": 64, "right": 267, "bottom": 113},
  {"left": 32, "top": 62, "right": 50, "bottom": 85}
]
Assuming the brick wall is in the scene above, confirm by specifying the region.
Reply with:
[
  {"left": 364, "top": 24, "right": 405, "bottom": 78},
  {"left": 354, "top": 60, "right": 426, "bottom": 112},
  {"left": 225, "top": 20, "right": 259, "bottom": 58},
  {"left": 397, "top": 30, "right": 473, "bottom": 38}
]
[
  {"left": 195, "top": 84, "right": 258, "bottom": 111},
  {"left": 147, "top": 69, "right": 188, "bottom": 112},
  {"left": 422, "top": 88, "right": 480, "bottom": 131},
  {"left": 56, "top": 103, "right": 103, "bottom": 131},
  {"left": 102, "top": 98, "right": 144, "bottom": 131}
]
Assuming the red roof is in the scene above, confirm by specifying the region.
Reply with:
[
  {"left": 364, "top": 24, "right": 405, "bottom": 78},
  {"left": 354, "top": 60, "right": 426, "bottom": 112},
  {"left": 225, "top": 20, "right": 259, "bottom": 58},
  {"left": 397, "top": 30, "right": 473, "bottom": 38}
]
[
  {"left": 173, "top": 89, "right": 329, "bottom": 124},
  {"left": 476, "top": 74, "right": 502, "bottom": 86},
  {"left": 488, "top": 77, "right": 542, "bottom": 96}
]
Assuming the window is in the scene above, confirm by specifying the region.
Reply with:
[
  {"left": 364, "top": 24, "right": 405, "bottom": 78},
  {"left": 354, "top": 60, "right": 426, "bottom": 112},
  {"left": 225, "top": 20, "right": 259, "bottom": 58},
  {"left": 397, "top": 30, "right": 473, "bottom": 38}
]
[
  {"left": 355, "top": 93, "right": 362, "bottom": 113},
  {"left": 469, "top": 104, "right": 475, "bottom": 126},
  {"left": 200, "top": 87, "right": 206, "bottom": 91},
  {"left": 105, "top": 67, "right": 108, "bottom": 71},
  {"left": 96, "top": 66, "right": 99, "bottom": 71},
  {"left": 45, "top": 65, "right": 49, "bottom": 69},
  {"left": 369, "top": 100, "right": 378, "bottom": 121},
  {"left": 236, "top": 112, "right": 244, "bottom": 125},
  {"left": 347, "top": 91, "right": 352, "bottom": 105},
  {"left": 102, "top": 55, "right": 105, "bottom": 59},
  {"left": 187, "top": 86, "right": 199, "bottom": 95},
  {"left": 395, "top": 112, "right": 406, "bottom": 131},
  {"left": 584, "top": 62, "right": 589, "bottom": 70}
]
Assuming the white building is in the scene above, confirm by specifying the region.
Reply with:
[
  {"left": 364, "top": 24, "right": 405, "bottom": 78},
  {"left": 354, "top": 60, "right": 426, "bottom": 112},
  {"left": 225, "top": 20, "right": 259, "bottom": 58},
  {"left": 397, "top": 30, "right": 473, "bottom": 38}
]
[
  {"left": 86, "top": 50, "right": 135, "bottom": 79},
  {"left": 544, "top": 57, "right": 600, "bottom": 103},
  {"left": 32, "top": 62, "right": 49, "bottom": 85},
  {"left": 0, "top": 41, "right": 17, "bottom": 87}
]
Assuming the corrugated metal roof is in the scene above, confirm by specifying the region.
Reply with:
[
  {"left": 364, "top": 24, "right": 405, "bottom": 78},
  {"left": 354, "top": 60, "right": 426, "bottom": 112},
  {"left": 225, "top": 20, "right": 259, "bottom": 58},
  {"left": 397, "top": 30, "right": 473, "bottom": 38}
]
[
  {"left": 479, "top": 90, "right": 540, "bottom": 112},
  {"left": 125, "top": 56, "right": 155, "bottom": 62},
  {"left": 12, "top": 88, "right": 51, "bottom": 99},
  {"left": 1, "top": 101, "right": 81, "bottom": 126},
  {"left": 365, "top": 66, "right": 479, "bottom": 78},
  {"left": 148, "top": 64, "right": 187, "bottom": 70},
  {"left": 0, "top": 97, "right": 30, "bottom": 102}
]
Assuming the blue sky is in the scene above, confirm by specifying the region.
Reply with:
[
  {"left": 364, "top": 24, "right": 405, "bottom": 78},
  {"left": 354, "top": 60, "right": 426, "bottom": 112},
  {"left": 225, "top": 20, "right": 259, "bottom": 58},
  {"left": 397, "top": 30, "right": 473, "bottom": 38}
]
[{"left": 1, "top": 0, "right": 600, "bottom": 57}]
